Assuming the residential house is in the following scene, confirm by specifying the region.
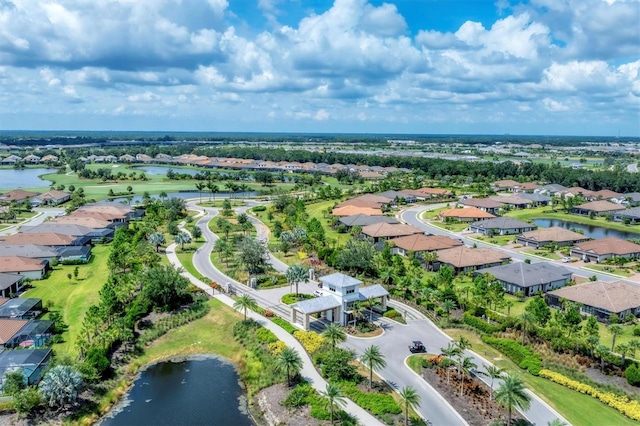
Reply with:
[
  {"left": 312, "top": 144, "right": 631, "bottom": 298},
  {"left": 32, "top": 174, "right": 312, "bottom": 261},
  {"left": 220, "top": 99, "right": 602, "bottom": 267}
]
[
  {"left": 620, "top": 193, "right": 640, "bottom": 207},
  {"left": 119, "top": 154, "right": 136, "bottom": 163},
  {"left": 136, "top": 153, "right": 154, "bottom": 163},
  {"left": 0, "top": 245, "right": 59, "bottom": 262},
  {"left": 517, "top": 182, "right": 542, "bottom": 193},
  {"left": 570, "top": 237, "right": 640, "bottom": 263},
  {"left": 459, "top": 198, "right": 504, "bottom": 215},
  {"left": 0, "top": 349, "right": 52, "bottom": 387},
  {"left": 475, "top": 263, "right": 571, "bottom": 296},
  {"left": 561, "top": 187, "right": 595, "bottom": 198},
  {"left": 0, "top": 155, "right": 22, "bottom": 165},
  {"left": 546, "top": 281, "right": 640, "bottom": 322},
  {"left": 21, "top": 223, "right": 114, "bottom": 243},
  {"left": 2, "top": 320, "right": 52, "bottom": 349},
  {"left": 535, "top": 184, "right": 568, "bottom": 196},
  {"left": 612, "top": 207, "right": 640, "bottom": 223},
  {"left": 290, "top": 273, "right": 388, "bottom": 330},
  {"left": 0, "top": 232, "right": 89, "bottom": 247},
  {"left": 0, "top": 298, "right": 44, "bottom": 319},
  {"left": 519, "top": 193, "right": 552, "bottom": 207},
  {"left": 469, "top": 217, "right": 536, "bottom": 236},
  {"left": 490, "top": 195, "right": 532, "bottom": 209},
  {"left": 390, "top": 234, "right": 463, "bottom": 257},
  {"left": 412, "top": 187, "right": 455, "bottom": 199},
  {"left": 436, "top": 246, "right": 510, "bottom": 273},
  {"left": 332, "top": 205, "right": 383, "bottom": 217},
  {"left": 336, "top": 194, "right": 393, "bottom": 209},
  {"left": 338, "top": 214, "right": 399, "bottom": 229},
  {"left": 516, "top": 227, "right": 591, "bottom": 248},
  {"left": 30, "top": 190, "right": 71, "bottom": 206},
  {"left": 439, "top": 207, "right": 496, "bottom": 222},
  {"left": 491, "top": 180, "right": 520, "bottom": 192},
  {"left": 49, "top": 216, "right": 115, "bottom": 230},
  {"left": 0, "top": 274, "right": 25, "bottom": 298},
  {"left": 0, "top": 189, "right": 38, "bottom": 204},
  {"left": 22, "top": 155, "right": 40, "bottom": 164},
  {"left": 589, "top": 189, "right": 621, "bottom": 201},
  {"left": 376, "top": 190, "right": 416, "bottom": 204},
  {"left": 40, "top": 155, "right": 59, "bottom": 163},
  {"left": 0, "top": 257, "right": 49, "bottom": 280},
  {"left": 570, "top": 200, "right": 626, "bottom": 216},
  {"left": 361, "top": 223, "right": 423, "bottom": 243}
]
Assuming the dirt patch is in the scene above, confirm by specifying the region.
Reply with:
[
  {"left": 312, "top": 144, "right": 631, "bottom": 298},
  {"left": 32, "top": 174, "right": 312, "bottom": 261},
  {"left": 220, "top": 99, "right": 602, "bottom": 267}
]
[
  {"left": 421, "top": 366, "right": 528, "bottom": 426},
  {"left": 583, "top": 367, "right": 640, "bottom": 398},
  {"left": 254, "top": 383, "right": 328, "bottom": 426}
]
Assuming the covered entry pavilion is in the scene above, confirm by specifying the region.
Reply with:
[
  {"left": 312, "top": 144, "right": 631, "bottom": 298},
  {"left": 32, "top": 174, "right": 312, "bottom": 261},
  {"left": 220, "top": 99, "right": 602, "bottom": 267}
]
[{"left": 291, "top": 296, "right": 341, "bottom": 330}]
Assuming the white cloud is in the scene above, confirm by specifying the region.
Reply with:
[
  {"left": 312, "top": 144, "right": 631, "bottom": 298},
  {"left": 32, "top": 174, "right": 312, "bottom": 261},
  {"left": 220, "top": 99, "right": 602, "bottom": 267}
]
[{"left": 542, "top": 98, "right": 570, "bottom": 111}]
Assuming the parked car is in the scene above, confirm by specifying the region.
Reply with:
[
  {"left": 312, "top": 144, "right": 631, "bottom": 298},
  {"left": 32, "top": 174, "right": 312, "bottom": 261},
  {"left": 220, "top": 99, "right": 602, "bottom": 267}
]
[
  {"left": 409, "top": 341, "right": 426, "bottom": 353},
  {"left": 562, "top": 257, "right": 572, "bottom": 263},
  {"left": 313, "top": 290, "right": 323, "bottom": 297}
]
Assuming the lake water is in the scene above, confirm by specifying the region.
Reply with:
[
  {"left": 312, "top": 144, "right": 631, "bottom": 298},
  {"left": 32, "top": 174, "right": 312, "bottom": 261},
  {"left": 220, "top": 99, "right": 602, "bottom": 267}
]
[
  {"left": 0, "top": 168, "right": 56, "bottom": 189},
  {"left": 101, "top": 357, "right": 253, "bottom": 426},
  {"left": 113, "top": 190, "right": 259, "bottom": 204},
  {"left": 533, "top": 218, "right": 640, "bottom": 240}
]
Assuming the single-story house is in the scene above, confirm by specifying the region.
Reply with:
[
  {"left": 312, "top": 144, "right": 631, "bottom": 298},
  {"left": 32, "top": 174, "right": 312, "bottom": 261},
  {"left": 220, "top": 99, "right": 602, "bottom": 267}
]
[
  {"left": 412, "top": 187, "right": 455, "bottom": 199},
  {"left": 561, "top": 187, "right": 595, "bottom": 198},
  {"left": 0, "top": 232, "right": 89, "bottom": 247},
  {"left": 338, "top": 214, "right": 399, "bottom": 229},
  {"left": 519, "top": 193, "right": 552, "bottom": 207},
  {"left": 30, "top": 190, "right": 71, "bottom": 206},
  {"left": 535, "top": 184, "right": 568, "bottom": 196},
  {"left": 491, "top": 180, "right": 521, "bottom": 192},
  {"left": 570, "top": 237, "right": 640, "bottom": 263},
  {"left": 0, "top": 245, "right": 59, "bottom": 262},
  {"left": 390, "top": 234, "right": 463, "bottom": 257},
  {"left": 0, "top": 257, "right": 49, "bottom": 280},
  {"left": 22, "top": 155, "right": 40, "bottom": 164},
  {"left": 376, "top": 190, "right": 417, "bottom": 204},
  {"left": 336, "top": 194, "right": 393, "bottom": 209},
  {"left": 50, "top": 216, "right": 115, "bottom": 230},
  {"left": 546, "top": 280, "right": 640, "bottom": 322},
  {"left": 0, "top": 298, "right": 43, "bottom": 319},
  {"left": 612, "top": 206, "right": 640, "bottom": 223},
  {"left": 40, "top": 155, "right": 59, "bottom": 163},
  {"left": 0, "top": 319, "right": 28, "bottom": 349},
  {"left": 469, "top": 217, "right": 537, "bottom": 236},
  {"left": 440, "top": 207, "right": 496, "bottom": 222},
  {"left": 620, "top": 193, "right": 640, "bottom": 207},
  {"left": 516, "top": 227, "right": 591, "bottom": 248},
  {"left": 490, "top": 195, "right": 532, "bottom": 209},
  {"left": 0, "top": 190, "right": 38, "bottom": 204},
  {"left": 476, "top": 263, "right": 572, "bottom": 296},
  {"left": 570, "top": 200, "right": 626, "bottom": 216},
  {"left": 0, "top": 348, "right": 52, "bottom": 387},
  {"left": 0, "top": 155, "right": 22, "bottom": 165},
  {"left": 291, "top": 273, "right": 388, "bottom": 330},
  {"left": 436, "top": 246, "right": 510, "bottom": 273},
  {"left": 118, "top": 154, "right": 136, "bottom": 163},
  {"left": 0, "top": 319, "right": 52, "bottom": 349},
  {"left": 332, "top": 205, "right": 383, "bottom": 217},
  {"left": 361, "top": 223, "right": 423, "bottom": 243},
  {"left": 458, "top": 198, "right": 504, "bottom": 215},
  {"left": 0, "top": 274, "right": 25, "bottom": 298},
  {"left": 517, "top": 182, "right": 542, "bottom": 193},
  {"left": 588, "top": 189, "right": 622, "bottom": 201},
  {"left": 21, "top": 223, "right": 114, "bottom": 243}
]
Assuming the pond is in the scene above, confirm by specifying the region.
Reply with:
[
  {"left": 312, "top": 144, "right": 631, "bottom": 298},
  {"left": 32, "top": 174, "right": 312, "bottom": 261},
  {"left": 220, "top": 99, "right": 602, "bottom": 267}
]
[
  {"left": 101, "top": 357, "right": 253, "bottom": 426},
  {"left": 0, "top": 168, "right": 56, "bottom": 190},
  {"left": 112, "top": 191, "right": 259, "bottom": 205},
  {"left": 533, "top": 218, "right": 640, "bottom": 240}
]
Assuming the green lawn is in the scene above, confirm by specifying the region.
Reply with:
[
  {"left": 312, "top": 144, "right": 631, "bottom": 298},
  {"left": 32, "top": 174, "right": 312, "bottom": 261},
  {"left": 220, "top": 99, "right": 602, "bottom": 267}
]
[
  {"left": 472, "top": 235, "right": 516, "bottom": 246},
  {"left": 445, "top": 329, "right": 638, "bottom": 426},
  {"left": 175, "top": 247, "right": 205, "bottom": 281},
  {"left": 429, "top": 221, "right": 469, "bottom": 232},
  {"left": 24, "top": 245, "right": 110, "bottom": 357},
  {"left": 521, "top": 249, "right": 562, "bottom": 260},
  {"left": 582, "top": 265, "right": 635, "bottom": 278}
]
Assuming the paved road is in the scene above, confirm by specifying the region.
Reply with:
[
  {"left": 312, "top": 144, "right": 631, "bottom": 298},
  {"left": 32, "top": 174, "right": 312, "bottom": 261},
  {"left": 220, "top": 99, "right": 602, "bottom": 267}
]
[
  {"left": 401, "top": 204, "right": 624, "bottom": 283},
  {"left": 1, "top": 207, "right": 65, "bottom": 236}
]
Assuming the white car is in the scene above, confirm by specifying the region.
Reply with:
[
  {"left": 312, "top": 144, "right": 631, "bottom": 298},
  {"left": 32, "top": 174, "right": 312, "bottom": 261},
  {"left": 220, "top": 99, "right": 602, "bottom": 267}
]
[
  {"left": 313, "top": 290, "right": 323, "bottom": 297},
  {"left": 562, "top": 257, "right": 572, "bottom": 263}
]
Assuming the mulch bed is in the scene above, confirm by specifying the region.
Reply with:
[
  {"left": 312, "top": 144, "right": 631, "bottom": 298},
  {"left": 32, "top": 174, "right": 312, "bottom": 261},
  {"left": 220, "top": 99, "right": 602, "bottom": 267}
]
[{"left": 420, "top": 366, "right": 528, "bottom": 426}]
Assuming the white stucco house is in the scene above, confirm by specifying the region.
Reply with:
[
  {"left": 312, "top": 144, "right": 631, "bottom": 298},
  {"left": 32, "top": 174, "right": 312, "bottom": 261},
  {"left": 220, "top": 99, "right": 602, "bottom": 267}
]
[{"left": 291, "top": 273, "right": 388, "bottom": 330}]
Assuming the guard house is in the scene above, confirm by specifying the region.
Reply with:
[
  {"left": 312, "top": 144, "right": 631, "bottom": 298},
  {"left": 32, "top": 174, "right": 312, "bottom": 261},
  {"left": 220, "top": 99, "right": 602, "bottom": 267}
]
[{"left": 291, "top": 273, "right": 388, "bottom": 330}]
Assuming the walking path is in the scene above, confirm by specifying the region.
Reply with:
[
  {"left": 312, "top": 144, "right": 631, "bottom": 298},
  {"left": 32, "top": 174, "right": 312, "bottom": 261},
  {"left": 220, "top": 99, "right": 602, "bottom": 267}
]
[{"left": 171, "top": 200, "right": 568, "bottom": 426}]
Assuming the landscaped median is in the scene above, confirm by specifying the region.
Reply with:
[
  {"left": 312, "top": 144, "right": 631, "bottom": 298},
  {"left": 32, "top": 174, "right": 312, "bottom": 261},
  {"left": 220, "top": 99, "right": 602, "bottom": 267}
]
[{"left": 539, "top": 369, "right": 640, "bottom": 422}]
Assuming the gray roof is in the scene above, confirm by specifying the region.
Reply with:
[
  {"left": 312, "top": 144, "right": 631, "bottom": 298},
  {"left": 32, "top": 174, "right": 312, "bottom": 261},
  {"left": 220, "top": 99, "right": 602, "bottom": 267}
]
[
  {"left": 538, "top": 184, "right": 568, "bottom": 193},
  {"left": 0, "top": 245, "right": 58, "bottom": 259},
  {"left": 0, "top": 273, "right": 24, "bottom": 291},
  {"left": 377, "top": 190, "right": 410, "bottom": 200},
  {"left": 320, "top": 273, "right": 362, "bottom": 288},
  {"left": 477, "top": 262, "right": 571, "bottom": 288},
  {"left": 57, "top": 246, "right": 91, "bottom": 258},
  {"left": 358, "top": 284, "right": 389, "bottom": 301},
  {"left": 0, "top": 298, "right": 41, "bottom": 318},
  {"left": 470, "top": 217, "right": 535, "bottom": 230},
  {"left": 292, "top": 296, "right": 341, "bottom": 314},
  {"left": 520, "top": 193, "right": 551, "bottom": 203},
  {"left": 20, "top": 223, "right": 94, "bottom": 236},
  {"left": 623, "top": 193, "right": 640, "bottom": 202},
  {"left": 612, "top": 207, "right": 640, "bottom": 219},
  {"left": 339, "top": 214, "right": 399, "bottom": 227}
]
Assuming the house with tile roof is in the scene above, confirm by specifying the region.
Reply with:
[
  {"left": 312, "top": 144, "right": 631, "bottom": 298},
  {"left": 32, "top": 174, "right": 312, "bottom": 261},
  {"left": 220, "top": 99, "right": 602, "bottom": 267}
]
[
  {"left": 436, "top": 246, "right": 510, "bottom": 273},
  {"left": 469, "top": 217, "right": 537, "bottom": 236},
  {"left": 0, "top": 257, "right": 49, "bottom": 280},
  {"left": 30, "top": 190, "right": 70, "bottom": 206},
  {"left": 459, "top": 198, "right": 504, "bottom": 214},
  {"left": 0, "top": 189, "right": 38, "bottom": 204},
  {"left": 570, "top": 237, "right": 640, "bottom": 263},
  {"left": 476, "top": 263, "right": 571, "bottom": 296},
  {"left": 361, "top": 223, "right": 423, "bottom": 243},
  {"left": 547, "top": 281, "right": 640, "bottom": 322},
  {"left": 516, "top": 227, "right": 591, "bottom": 248},
  {"left": 332, "top": 205, "right": 383, "bottom": 217},
  {"left": 390, "top": 234, "right": 463, "bottom": 257},
  {"left": 338, "top": 214, "right": 399, "bottom": 229},
  {"left": 570, "top": 200, "right": 626, "bottom": 216},
  {"left": 439, "top": 207, "right": 496, "bottom": 222}
]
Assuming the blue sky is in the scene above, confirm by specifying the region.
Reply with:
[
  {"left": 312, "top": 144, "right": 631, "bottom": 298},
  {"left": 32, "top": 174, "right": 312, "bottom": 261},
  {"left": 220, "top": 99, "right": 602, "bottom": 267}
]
[{"left": 0, "top": 0, "right": 638, "bottom": 136}]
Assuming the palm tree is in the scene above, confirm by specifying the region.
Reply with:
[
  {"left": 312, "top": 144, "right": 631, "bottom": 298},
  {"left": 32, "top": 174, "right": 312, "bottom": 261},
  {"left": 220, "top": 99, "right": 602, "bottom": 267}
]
[
  {"left": 629, "top": 339, "right": 640, "bottom": 359},
  {"left": 195, "top": 182, "right": 205, "bottom": 203},
  {"left": 286, "top": 264, "right": 308, "bottom": 297},
  {"left": 321, "top": 382, "right": 347, "bottom": 424},
  {"left": 440, "top": 342, "right": 461, "bottom": 385},
  {"left": 398, "top": 386, "right": 421, "bottom": 426},
  {"left": 233, "top": 294, "right": 258, "bottom": 321},
  {"left": 616, "top": 343, "right": 631, "bottom": 365},
  {"left": 609, "top": 324, "right": 623, "bottom": 351},
  {"left": 361, "top": 345, "right": 386, "bottom": 390},
  {"left": 586, "top": 334, "right": 599, "bottom": 359},
  {"left": 423, "top": 251, "right": 438, "bottom": 272},
  {"left": 206, "top": 181, "right": 219, "bottom": 202},
  {"left": 276, "top": 347, "right": 303, "bottom": 387},
  {"left": 379, "top": 268, "right": 396, "bottom": 286},
  {"left": 518, "top": 311, "right": 536, "bottom": 345},
  {"left": 457, "top": 356, "right": 477, "bottom": 396},
  {"left": 148, "top": 231, "right": 166, "bottom": 253},
  {"left": 594, "top": 344, "right": 610, "bottom": 371},
  {"left": 483, "top": 364, "right": 505, "bottom": 400},
  {"left": 442, "top": 299, "right": 456, "bottom": 317},
  {"left": 322, "top": 323, "right": 347, "bottom": 351},
  {"left": 175, "top": 231, "right": 192, "bottom": 250},
  {"left": 494, "top": 374, "right": 531, "bottom": 426}
]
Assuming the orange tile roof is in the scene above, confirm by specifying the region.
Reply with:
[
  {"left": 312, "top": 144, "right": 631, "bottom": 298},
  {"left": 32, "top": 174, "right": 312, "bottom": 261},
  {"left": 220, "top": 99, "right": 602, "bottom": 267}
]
[
  {"left": 0, "top": 319, "right": 28, "bottom": 344},
  {"left": 437, "top": 246, "right": 510, "bottom": 268},
  {"left": 332, "top": 205, "right": 383, "bottom": 217},
  {"left": 440, "top": 207, "right": 496, "bottom": 219},
  {"left": 572, "top": 237, "right": 640, "bottom": 256},
  {"left": 361, "top": 223, "right": 423, "bottom": 238},
  {"left": 0, "top": 256, "right": 47, "bottom": 273},
  {"left": 390, "top": 234, "right": 463, "bottom": 252}
]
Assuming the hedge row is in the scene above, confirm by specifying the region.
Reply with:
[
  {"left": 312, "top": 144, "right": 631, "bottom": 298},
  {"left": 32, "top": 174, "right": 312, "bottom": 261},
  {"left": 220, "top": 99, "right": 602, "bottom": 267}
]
[
  {"left": 463, "top": 312, "right": 503, "bottom": 334},
  {"left": 272, "top": 317, "right": 297, "bottom": 334},
  {"left": 338, "top": 382, "right": 402, "bottom": 416},
  {"left": 482, "top": 336, "right": 542, "bottom": 375}
]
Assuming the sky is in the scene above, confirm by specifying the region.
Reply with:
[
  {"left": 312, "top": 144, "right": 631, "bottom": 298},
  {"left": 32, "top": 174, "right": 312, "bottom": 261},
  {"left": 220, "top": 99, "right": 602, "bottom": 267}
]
[{"left": 0, "top": 0, "right": 638, "bottom": 136}]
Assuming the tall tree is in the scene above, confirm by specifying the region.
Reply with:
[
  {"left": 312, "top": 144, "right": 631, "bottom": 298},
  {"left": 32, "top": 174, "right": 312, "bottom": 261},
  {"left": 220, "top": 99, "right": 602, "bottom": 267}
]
[
  {"left": 175, "top": 231, "right": 192, "bottom": 250},
  {"left": 494, "top": 374, "right": 531, "bottom": 426},
  {"left": 148, "top": 231, "right": 166, "bottom": 253},
  {"left": 286, "top": 264, "right": 308, "bottom": 297},
  {"left": 276, "top": 347, "right": 303, "bottom": 387},
  {"left": 233, "top": 294, "right": 258, "bottom": 321},
  {"left": 609, "top": 324, "right": 623, "bottom": 351},
  {"left": 39, "top": 366, "right": 83, "bottom": 408},
  {"left": 321, "top": 382, "right": 347, "bottom": 424},
  {"left": 322, "top": 323, "right": 347, "bottom": 351},
  {"left": 360, "top": 345, "right": 386, "bottom": 390},
  {"left": 483, "top": 364, "right": 505, "bottom": 400},
  {"left": 398, "top": 386, "right": 421, "bottom": 426},
  {"left": 238, "top": 237, "right": 270, "bottom": 275},
  {"left": 195, "top": 181, "right": 205, "bottom": 203},
  {"left": 142, "top": 265, "right": 192, "bottom": 311}
]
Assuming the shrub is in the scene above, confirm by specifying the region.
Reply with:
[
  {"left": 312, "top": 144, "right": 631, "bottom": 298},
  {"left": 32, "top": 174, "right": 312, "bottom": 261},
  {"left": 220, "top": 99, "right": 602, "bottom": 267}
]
[
  {"left": 264, "top": 310, "right": 275, "bottom": 318},
  {"left": 633, "top": 326, "right": 640, "bottom": 337},
  {"left": 383, "top": 309, "right": 406, "bottom": 324},
  {"left": 626, "top": 364, "right": 640, "bottom": 386},
  {"left": 315, "top": 348, "right": 360, "bottom": 382},
  {"left": 255, "top": 327, "right": 278, "bottom": 344},
  {"left": 85, "top": 347, "right": 110, "bottom": 377},
  {"left": 252, "top": 205, "right": 267, "bottom": 212},
  {"left": 272, "top": 317, "right": 297, "bottom": 334},
  {"left": 338, "top": 381, "right": 402, "bottom": 415},
  {"left": 282, "top": 383, "right": 313, "bottom": 408},
  {"left": 463, "top": 312, "right": 503, "bottom": 334},
  {"left": 293, "top": 330, "right": 325, "bottom": 354},
  {"left": 540, "top": 369, "right": 640, "bottom": 421},
  {"left": 482, "top": 336, "right": 542, "bottom": 375},
  {"left": 268, "top": 341, "right": 286, "bottom": 355}
]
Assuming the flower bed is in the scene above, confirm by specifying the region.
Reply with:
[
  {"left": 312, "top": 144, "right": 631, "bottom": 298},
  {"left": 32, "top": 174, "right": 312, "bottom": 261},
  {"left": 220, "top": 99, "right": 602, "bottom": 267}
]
[{"left": 540, "top": 369, "right": 640, "bottom": 421}]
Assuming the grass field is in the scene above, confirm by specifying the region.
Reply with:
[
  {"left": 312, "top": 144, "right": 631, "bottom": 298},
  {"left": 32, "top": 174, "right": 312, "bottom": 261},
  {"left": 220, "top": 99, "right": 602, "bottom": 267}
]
[
  {"left": 582, "top": 264, "right": 635, "bottom": 278},
  {"left": 445, "top": 329, "right": 638, "bottom": 426},
  {"left": 472, "top": 235, "right": 515, "bottom": 246},
  {"left": 24, "top": 245, "right": 110, "bottom": 357},
  {"left": 521, "top": 249, "right": 561, "bottom": 260}
]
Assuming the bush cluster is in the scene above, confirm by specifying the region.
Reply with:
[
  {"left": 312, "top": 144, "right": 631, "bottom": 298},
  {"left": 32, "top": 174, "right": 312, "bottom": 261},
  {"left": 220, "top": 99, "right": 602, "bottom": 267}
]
[
  {"left": 463, "top": 312, "right": 503, "bottom": 334},
  {"left": 540, "top": 369, "right": 640, "bottom": 421},
  {"left": 338, "top": 382, "right": 401, "bottom": 416},
  {"left": 482, "top": 336, "right": 542, "bottom": 375},
  {"left": 293, "top": 330, "right": 325, "bottom": 354},
  {"left": 252, "top": 205, "right": 267, "bottom": 212},
  {"left": 255, "top": 327, "right": 278, "bottom": 344},
  {"left": 137, "top": 299, "right": 210, "bottom": 347},
  {"left": 272, "top": 317, "right": 297, "bottom": 334},
  {"left": 626, "top": 364, "right": 640, "bottom": 386}
]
